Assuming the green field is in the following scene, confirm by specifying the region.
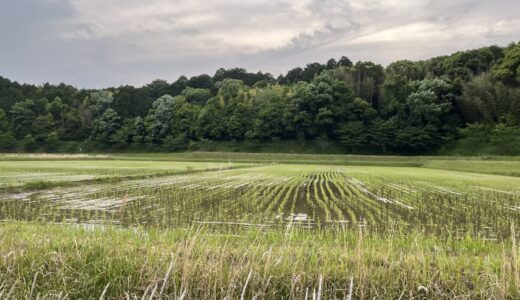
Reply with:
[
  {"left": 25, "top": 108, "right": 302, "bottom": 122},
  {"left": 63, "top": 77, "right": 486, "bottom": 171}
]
[
  {"left": 0, "top": 158, "right": 245, "bottom": 190},
  {"left": 0, "top": 153, "right": 519, "bottom": 298}
]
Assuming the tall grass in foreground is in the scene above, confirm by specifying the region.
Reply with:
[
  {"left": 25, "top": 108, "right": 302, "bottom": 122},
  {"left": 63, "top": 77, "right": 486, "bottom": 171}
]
[{"left": 0, "top": 222, "right": 519, "bottom": 299}]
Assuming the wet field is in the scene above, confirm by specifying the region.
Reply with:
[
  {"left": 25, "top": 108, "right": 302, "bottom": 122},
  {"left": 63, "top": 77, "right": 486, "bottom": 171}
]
[{"left": 1, "top": 161, "right": 519, "bottom": 239}]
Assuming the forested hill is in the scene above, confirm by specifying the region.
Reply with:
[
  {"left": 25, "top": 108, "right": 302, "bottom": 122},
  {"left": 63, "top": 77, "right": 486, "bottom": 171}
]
[{"left": 1, "top": 42, "right": 520, "bottom": 155}]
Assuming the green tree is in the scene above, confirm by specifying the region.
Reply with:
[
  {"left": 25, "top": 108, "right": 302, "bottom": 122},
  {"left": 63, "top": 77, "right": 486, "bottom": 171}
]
[
  {"left": 132, "top": 117, "right": 147, "bottom": 144},
  {"left": 490, "top": 124, "right": 520, "bottom": 155},
  {"left": 217, "top": 79, "right": 245, "bottom": 106},
  {"left": 170, "top": 96, "right": 200, "bottom": 139},
  {"left": 45, "top": 131, "right": 60, "bottom": 152},
  {"left": 289, "top": 73, "right": 355, "bottom": 138},
  {"left": 22, "top": 134, "right": 37, "bottom": 151},
  {"left": 227, "top": 102, "right": 252, "bottom": 140},
  {"left": 339, "top": 121, "right": 368, "bottom": 153},
  {"left": 32, "top": 114, "right": 55, "bottom": 142},
  {"left": 10, "top": 99, "right": 36, "bottom": 139},
  {"left": 147, "top": 95, "right": 177, "bottom": 142},
  {"left": 47, "top": 97, "right": 68, "bottom": 129},
  {"left": 393, "top": 126, "right": 439, "bottom": 153},
  {"left": 162, "top": 133, "right": 188, "bottom": 152},
  {"left": 251, "top": 86, "right": 288, "bottom": 140},
  {"left": 369, "top": 118, "right": 397, "bottom": 153},
  {"left": 195, "top": 98, "right": 225, "bottom": 140},
  {"left": 458, "top": 73, "right": 520, "bottom": 124},
  {"left": 81, "top": 90, "right": 114, "bottom": 129},
  {"left": 338, "top": 56, "right": 353, "bottom": 68},
  {"left": 493, "top": 43, "right": 520, "bottom": 86},
  {"left": 112, "top": 118, "right": 137, "bottom": 146},
  {"left": 182, "top": 87, "right": 211, "bottom": 105},
  {"left": 0, "top": 109, "right": 16, "bottom": 150},
  {"left": 188, "top": 74, "right": 212, "bottom": 90},
  {"left": 90, "top": 108, "right": 122, "bottom": 144},
  {"left": 85, "top": 90, "right": 114, "bottom": 117}
]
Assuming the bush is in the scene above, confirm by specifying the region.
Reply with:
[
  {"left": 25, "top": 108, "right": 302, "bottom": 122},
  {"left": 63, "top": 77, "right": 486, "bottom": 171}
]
[
  {"left": 449, "top": 123, "right": 520, "bottom": 155},
  {"left": 490, "top": 124, "right": 520, "bottom": 155},
  {"left": 162, "top": 134, "right": 189, "bottom": 152},
  {"left": 62, "top": 141, "right": 80, "bottom": 153}
]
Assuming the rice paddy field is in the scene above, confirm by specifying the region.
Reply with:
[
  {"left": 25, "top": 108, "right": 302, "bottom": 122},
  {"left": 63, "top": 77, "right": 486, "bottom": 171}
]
[{"left": 0, "top": 153, "right": 519, "bottom": 299}]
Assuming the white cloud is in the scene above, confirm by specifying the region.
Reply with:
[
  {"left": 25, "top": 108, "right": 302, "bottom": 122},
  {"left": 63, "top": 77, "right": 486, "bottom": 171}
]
[{"left": 0, "top": 0, "right": 519, "bottom": 87}]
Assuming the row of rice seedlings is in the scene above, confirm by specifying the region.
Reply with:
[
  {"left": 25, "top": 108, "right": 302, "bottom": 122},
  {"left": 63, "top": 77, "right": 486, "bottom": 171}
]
[
  {"left": 276, "top": 178, "right": 300, "bottom": 216},
  {"left": 263, "top": 178, "right": 298, "bottom": 213},
  {"left": 126, "top": 170, "right": 288, "bottom": 228},
  {"left": 255, "top": 182, "right": 286, "bottom": 212},
  {"left": 303, "top": 174, "right": 317, "bottom": 217},
  {"left": 317, "top": 171, "right": 345, "bottom": 220},
  {"left": 302, "top": 173, "right": 328, "bottom": 221},
  {"left": 333, "top": 175, "right": 391, "bottom": 229},
  {"left": 349, "top": 174, "right": 520, "bottom": 238},
  {"left": 349, "top": 176, "right": 466, "bottom": 233},
  {"left": 1, "top": 163, "right": 519, "bottom": 238},
  {"left": 322, "top": 170, "right": 358, "bottom": 225},
  {"left": 282, "top": 177, "right": 317, "bottom": 226}
]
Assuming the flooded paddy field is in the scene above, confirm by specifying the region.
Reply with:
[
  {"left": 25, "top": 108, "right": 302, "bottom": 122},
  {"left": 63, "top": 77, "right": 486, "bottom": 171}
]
[
  {"left": 0, "top": 159, "right": 245, "bottom": 188},
  {"left": 1, "top": 161, "right": 519, "bottom": 239}
]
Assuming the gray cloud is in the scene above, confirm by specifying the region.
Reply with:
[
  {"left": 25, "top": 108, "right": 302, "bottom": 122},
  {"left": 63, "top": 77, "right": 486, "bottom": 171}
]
[{"left": 0, "top": 0, "right": 519, "bottom": 88}]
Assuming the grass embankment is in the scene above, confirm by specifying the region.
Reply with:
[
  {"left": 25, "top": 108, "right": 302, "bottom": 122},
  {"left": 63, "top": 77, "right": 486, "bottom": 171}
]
[
  {"left": 114, "top": 152, "right": 428, "bottom": 166},
  {"left": 423, "top": 160, "right": 520, "bottom": 177},
  {"left": 4, "top": 152, "right": 520, "bottom": 169},
  {"left": 115, "top": 153, "right": 520, "bottom": 177},
  {"left": 0, "top": 153, "right": 113, "bottom": 161},
  {"left": 0, "top": 222, "right": 518, "bottom": 299},
  {"left": 2, "top": 152, "right": 426, "bottom": 166}
]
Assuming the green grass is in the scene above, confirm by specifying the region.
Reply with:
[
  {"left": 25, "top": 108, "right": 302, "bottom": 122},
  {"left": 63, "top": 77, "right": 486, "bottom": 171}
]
[
  {"left": 114, "top": 152, "right": 428, "bottom": 166},
  {"left": 424, "top": 159, "right": 520, "bottom": 177},
  {"left": 0, "top": 222, "right": 518, "bottom": 299},
  {"left": 5, "top": 152, "right": 520, "bottom": 173},
  {"left": 0, "top": 159, "right": 247, "bottom": 190}
]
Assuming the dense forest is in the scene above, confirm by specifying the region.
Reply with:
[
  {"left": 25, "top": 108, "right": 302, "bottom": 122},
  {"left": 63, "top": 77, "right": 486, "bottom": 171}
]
[{"left": 1, "top": 42, "right": 520, "bottom": 155}]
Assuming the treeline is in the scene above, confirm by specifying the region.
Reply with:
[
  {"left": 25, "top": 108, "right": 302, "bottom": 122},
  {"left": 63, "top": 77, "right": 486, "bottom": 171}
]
[{"left": 1, "top": 42, "right": 520, "bottom": 154}]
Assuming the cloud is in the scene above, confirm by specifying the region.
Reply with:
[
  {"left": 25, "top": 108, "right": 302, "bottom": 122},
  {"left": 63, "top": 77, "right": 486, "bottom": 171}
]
[{"left": 0, "top": 0, "right": 519, "bottom": 88}]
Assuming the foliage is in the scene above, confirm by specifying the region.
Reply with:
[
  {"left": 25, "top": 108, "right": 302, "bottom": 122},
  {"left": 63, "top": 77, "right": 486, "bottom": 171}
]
[
  {"left": 21, "top": 134, "right": 37, "bottom": 151},
  {"left": 494, "top": 42, "right": 520, "bottom": 85},
  {"left": 0, "top": 43, "right": 519, "bottom": 154},
  {"left": 89, "top": 108, "right": 122, "bottom": 144}
]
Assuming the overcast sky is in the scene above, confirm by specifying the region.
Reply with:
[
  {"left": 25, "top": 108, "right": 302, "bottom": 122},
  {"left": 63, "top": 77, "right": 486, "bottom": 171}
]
[{"left": 0, "top": 0, "right": 519, "bottom": 88}]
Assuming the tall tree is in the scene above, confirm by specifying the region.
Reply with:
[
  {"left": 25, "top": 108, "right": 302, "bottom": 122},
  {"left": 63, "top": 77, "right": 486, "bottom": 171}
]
[{"left": 89, "top": 108, "right": 122, "bottom": 144}]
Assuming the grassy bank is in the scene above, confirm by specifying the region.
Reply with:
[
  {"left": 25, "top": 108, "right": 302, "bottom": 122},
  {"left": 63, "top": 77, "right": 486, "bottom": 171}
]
[
  {"left": 0, "top": 222, "right": 519, "bottom": 299},
  {"left": 422, "top": 160, "right": 520, "bottom": 177},
  {"left": 1, "top": 152, "right": 426, "bottom": 166}
]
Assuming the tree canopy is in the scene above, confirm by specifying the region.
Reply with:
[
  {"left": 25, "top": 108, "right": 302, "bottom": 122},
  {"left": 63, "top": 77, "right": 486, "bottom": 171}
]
[{"left": 0, "top": 42, "right": 519, "bottom": 154}]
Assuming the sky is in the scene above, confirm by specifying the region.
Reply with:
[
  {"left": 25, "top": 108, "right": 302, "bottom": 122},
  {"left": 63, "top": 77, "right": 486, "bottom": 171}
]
[{"left": 0, "top": 0, "right": 519, "bottom": 88}]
